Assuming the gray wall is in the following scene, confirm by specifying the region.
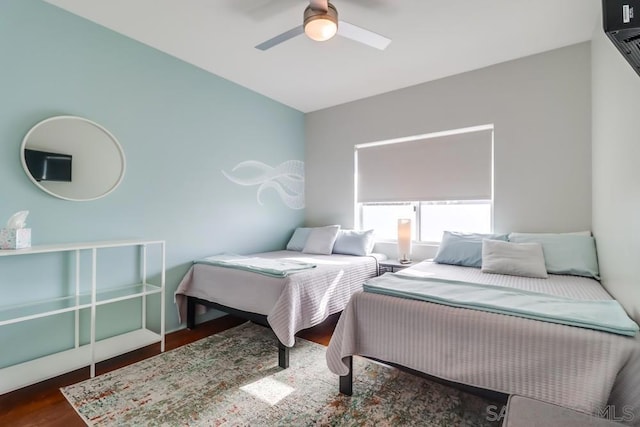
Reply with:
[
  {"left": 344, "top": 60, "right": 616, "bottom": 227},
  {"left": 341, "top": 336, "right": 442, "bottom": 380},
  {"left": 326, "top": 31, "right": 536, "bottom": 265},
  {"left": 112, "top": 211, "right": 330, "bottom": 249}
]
[
  {"left": 0, "top": 1, "right": 304, "bottom": 368},
  {"left": 306, "top": 43, "right": 592, "bottom": 257},
  {"left": 591, "top": 29, "right": 640, "bottom": 322}
]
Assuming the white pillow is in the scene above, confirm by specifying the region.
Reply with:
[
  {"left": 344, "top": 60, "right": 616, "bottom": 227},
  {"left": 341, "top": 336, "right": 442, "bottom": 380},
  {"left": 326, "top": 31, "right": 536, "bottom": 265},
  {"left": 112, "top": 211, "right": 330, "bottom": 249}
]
[
  {"left": 481, "top": 239, "right": 548, "bottom": 279},
  {"left": 302, "top": 225, "right": 341, "bottom": 255},
  {"left": 332, "top": 229, "right": 375, "bottom": 256},
  {"left": 286, "top": 227, "right": 312, "bottom": 251}
]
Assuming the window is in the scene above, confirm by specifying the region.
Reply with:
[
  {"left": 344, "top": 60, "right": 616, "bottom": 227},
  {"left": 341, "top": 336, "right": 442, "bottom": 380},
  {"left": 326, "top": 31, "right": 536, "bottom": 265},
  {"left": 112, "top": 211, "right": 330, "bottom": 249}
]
[
  {"left": 419, "top": 200, "right": 491, "bottom": 242},
  {"left": 360, "top": 200, "right": 491, "bottom": 243},
  {"left": 360, "top": 202, "right": 416, "bottom": 240},
  {"left": 355, "top": 125, "right": 494, "bottom": 243}
]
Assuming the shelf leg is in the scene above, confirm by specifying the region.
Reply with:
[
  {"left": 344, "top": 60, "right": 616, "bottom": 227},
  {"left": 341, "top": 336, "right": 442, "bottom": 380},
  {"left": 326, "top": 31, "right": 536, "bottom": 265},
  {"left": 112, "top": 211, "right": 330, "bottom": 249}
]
[
  {"left": 74, "top": 250, "right": 80, "bottom": 349},
  {"left": 141, "top": 245, "right": 147, "bottom": 330},
  {"left": 90, "top": 248, "right": 97, "bottom": 378},
  {"left": 160, "top": 241, "right": 165, "bottom": 352}
]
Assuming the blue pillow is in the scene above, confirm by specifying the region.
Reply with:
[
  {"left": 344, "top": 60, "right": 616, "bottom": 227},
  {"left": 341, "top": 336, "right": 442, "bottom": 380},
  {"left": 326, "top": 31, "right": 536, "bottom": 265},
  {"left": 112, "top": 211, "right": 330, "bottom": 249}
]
[
  {"left": 433, "top": 231, "right": 508, "bottom": 268},
  {"left": 332, "top": 229, "right": 375, "bottom": 256},
  {"left": 286, "top": 227, "right": 312, "bottom": 251},
  {"left": 508, "top": 233, "right": 600, "bottom": 279}
]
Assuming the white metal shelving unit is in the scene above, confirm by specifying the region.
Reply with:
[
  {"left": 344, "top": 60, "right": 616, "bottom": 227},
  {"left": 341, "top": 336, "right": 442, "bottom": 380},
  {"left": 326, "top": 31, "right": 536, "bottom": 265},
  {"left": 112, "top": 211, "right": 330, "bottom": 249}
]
[{"left": 0, "top": 239, "right": 165, "bottom": 394}]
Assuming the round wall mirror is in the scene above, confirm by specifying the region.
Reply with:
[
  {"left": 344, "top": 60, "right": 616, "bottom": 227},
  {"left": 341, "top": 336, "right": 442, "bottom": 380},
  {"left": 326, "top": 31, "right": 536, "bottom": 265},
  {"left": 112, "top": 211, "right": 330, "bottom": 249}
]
[{"left": 20, "top": 116, "right": 126, "bottom": 201}]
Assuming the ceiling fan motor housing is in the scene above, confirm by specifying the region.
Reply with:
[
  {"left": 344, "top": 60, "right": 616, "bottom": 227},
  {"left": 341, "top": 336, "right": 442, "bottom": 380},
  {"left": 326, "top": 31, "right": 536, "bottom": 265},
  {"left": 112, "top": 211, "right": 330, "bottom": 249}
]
[
  {"left": 304, "top": 2, "right": 338, "bottom": 22},
  {"left": 304, "top": 3, "right": 339, "bottom": 41}
]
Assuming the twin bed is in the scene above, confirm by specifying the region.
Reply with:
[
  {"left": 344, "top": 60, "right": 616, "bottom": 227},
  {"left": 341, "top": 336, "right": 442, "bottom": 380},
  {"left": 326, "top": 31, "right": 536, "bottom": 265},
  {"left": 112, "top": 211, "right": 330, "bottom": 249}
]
[{"left": 175, "top": 249, "right": 382, "bottom": 367}]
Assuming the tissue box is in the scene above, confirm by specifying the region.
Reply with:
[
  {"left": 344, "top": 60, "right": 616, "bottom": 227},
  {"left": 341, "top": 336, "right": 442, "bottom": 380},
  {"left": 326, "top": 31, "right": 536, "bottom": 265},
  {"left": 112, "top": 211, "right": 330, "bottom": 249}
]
[{"left": 0, "top": 228, "right": 31, "bottom": 249}]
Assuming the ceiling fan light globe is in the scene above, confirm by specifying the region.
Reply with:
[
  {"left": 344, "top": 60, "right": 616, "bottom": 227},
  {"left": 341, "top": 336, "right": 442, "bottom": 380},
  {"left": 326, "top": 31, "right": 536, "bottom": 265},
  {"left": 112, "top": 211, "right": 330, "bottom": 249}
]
[
  {"left": 305, "top": 19, "right": 338, "bottom": 41},
  {"left": 303, "top": 3, "right": 338, "bottom": 42}
]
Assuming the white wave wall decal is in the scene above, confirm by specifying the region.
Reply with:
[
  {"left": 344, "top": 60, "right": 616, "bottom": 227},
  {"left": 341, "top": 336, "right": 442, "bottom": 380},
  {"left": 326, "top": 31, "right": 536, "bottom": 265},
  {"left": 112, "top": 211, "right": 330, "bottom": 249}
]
[{"left": 222, "top": 160, "right": 305, "bottom": 210}]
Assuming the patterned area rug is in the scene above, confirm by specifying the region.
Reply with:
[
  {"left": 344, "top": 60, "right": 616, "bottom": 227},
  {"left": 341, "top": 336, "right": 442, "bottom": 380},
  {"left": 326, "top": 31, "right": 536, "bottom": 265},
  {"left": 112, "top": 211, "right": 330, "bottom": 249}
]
[{"left": 61, "top": 322, "right": 503, "bottom": 426}]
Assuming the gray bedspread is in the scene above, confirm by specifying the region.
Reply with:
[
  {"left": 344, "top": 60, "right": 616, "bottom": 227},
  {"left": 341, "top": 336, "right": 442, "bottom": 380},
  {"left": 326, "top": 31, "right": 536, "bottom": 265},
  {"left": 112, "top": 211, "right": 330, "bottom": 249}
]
[
  {"left": 175, "top": 251, "right": 381, "bottom": 347},
  {"left": 326, "top": 262, "right": 640, "bottom": 425}
]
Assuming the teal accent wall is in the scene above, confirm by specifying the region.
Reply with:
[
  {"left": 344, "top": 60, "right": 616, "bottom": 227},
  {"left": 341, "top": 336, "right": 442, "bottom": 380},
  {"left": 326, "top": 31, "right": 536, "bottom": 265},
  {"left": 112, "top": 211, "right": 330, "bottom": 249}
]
[{"left": 0, "top": 1, "right": 304, "bottom": 368}]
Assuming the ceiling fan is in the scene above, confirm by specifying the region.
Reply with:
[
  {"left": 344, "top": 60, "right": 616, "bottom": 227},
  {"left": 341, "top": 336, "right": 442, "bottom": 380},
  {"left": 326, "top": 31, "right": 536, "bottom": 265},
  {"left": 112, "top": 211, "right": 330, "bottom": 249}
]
[{"left": 255, "top": 0, "right": 391, "bottom": 51}]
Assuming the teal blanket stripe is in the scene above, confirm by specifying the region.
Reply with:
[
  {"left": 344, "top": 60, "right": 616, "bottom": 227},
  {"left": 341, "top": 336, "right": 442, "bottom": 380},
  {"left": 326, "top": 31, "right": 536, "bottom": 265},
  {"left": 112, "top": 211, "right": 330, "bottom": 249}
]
[
  {"left": 364, "top": 274, "right": 639, "bottom": 336},
  {"left": 195, "top": 254, "right": 316, "bottom": 278}
]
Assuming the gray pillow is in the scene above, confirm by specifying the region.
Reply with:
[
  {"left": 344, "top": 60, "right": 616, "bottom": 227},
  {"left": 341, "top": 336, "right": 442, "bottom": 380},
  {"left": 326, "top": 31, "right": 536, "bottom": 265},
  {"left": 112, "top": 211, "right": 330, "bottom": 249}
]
[{"left": 481, "top": 239, "right": 548, "bottom": 279}]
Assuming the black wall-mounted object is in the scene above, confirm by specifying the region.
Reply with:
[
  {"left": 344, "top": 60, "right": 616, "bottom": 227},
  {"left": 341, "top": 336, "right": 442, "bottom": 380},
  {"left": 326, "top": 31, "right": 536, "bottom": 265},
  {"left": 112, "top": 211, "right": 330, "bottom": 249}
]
[
  {"left": 603, "top": 0, "right": 640, "bottom": 76},
  {"left": 24, "top": 148, "right": 72, "bottom": 182}
]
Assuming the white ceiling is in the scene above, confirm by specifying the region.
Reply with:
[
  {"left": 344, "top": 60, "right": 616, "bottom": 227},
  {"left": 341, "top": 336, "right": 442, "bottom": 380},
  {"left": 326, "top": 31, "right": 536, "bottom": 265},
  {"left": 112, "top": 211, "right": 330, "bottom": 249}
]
[{"left": 43, "top": 0, "right": 600, "bottom": 113}]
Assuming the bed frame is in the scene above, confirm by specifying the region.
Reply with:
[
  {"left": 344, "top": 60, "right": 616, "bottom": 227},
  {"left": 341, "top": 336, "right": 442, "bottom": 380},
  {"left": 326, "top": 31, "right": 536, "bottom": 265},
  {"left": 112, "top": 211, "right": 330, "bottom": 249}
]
[
  {"left": 338, "top": 354, "right": 508, "bottom": 404},
  {"left": 186, "top": 295, "right": 290, "bottom": 369}
]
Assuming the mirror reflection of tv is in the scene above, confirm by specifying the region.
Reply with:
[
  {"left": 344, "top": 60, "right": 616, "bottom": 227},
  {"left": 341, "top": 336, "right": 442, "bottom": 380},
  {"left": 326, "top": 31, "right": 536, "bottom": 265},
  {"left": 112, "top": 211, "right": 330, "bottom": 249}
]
[{"left": 24, "top": 148, "right": 72, "bottom": 182}]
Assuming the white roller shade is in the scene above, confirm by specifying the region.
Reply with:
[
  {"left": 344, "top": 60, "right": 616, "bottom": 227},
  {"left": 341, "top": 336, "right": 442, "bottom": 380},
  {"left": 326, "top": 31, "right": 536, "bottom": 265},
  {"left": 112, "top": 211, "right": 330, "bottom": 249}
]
[{"left": 357, "top": 129, "right": 493, "bottom": 203}]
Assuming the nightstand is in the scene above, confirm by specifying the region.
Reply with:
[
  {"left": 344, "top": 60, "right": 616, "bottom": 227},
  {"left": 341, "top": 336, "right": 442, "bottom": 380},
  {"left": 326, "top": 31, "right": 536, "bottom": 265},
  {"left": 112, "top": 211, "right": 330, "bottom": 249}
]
[{"left": 378, "top": 259, "right": 415, "bottom": 275}]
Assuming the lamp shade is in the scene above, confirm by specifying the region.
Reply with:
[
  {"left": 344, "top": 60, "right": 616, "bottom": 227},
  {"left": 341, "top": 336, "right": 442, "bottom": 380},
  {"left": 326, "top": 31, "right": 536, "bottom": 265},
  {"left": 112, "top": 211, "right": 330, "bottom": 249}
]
[{"left": 397, "top": 218, "right": 412, "bottom": 263}]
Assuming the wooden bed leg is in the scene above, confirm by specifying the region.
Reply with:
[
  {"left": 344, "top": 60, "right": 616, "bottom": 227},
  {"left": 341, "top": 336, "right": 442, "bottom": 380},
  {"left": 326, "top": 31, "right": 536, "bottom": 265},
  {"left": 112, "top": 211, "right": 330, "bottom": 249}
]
[
  {"left": 339, "top": 356, "right": 353, "bottom": 396},
  {"left": 278, "top": 342, "right": 290, "bottom": 369},
  {"left": 187, "top": 297, "right": 196, "bottom": 330}
]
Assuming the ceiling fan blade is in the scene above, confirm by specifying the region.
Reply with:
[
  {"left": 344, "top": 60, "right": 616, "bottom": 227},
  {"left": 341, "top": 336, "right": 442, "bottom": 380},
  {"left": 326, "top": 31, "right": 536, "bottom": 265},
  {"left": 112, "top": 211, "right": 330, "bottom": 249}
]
[
  {"left": 338, "top": 21, "right": 391, "bottom": 50},
  {"left": 230, "top": 0, "right": 300, "bottom": 22},
  {"left": 255, "top": 26, "right": 304, "bottom": 50},
  {"left": 344, "top": 0, "right": 391, "bottom": 10}
]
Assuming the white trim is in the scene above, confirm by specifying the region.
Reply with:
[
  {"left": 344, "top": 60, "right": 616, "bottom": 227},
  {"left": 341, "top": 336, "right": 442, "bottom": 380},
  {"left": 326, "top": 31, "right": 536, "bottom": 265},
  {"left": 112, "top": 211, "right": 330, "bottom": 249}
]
[{"left": 355, "top": 123, "right": 494, "bottom": 149}]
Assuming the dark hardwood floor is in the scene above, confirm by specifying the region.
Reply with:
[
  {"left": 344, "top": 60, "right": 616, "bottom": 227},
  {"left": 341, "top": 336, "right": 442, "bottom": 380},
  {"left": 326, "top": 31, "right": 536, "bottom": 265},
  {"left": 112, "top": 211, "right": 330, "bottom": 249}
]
[{"left": 0, "top": 313, "right": 341, "bottom": 427}]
